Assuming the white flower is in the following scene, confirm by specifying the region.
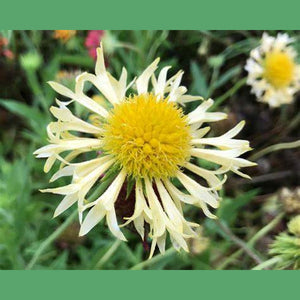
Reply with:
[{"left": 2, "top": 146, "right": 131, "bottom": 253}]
[
  {"left": 245, "top": 32, "right": 300, "bottom": 107},
  {"left": 35, "top": 44, "right": 255, "bottom": 257}
]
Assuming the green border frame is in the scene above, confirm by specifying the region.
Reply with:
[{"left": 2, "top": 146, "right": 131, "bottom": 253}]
[
  {"left": 1, "top": 0, "right": 300, "bottom": 29},
  {"left": 1, "top": 1, "right": 300, "bottom": 297},
  {"left": 1, "top": 270, "right": 299, "bottom": 298}
]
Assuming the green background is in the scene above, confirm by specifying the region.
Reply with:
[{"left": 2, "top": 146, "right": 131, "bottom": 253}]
[{"left": 1, "top": 0, "right": 299, "bottom": 298}]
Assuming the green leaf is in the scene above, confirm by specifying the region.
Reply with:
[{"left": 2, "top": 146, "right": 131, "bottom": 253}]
[
  {"left": 190, "top": 61, "right": 208, "bottom": 98},
  {"left": 217, "top": 189, "right": 260, "bottom": 226},
  {"left": 212, "top": 65, "right": 241, "bottom": 90},
  {"left": 49, "top": 251, "right": 68, "bottom": 270},
  {"left": 125, "top": 177, "right": 135, "bottom": 200},
  {"left": 0, "top": 99, "right": 47, "bottom": 136}
]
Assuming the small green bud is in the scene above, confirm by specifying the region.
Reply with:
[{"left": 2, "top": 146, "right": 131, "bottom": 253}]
[
  {"left": 208, "top": 55, "right": 224, "bottom": 68},
  {"left": 20, "top": 52, "right": 42, "bottom": 72},
  {"left": 288, "top": 215, "right": 300, "bottom": 236},
  {"left": 102, "top": 31, "right": 119, "bottom": 55}
]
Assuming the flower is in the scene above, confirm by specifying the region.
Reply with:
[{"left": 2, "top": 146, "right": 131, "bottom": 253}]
[
  {"left": 269, "top": 216, "right": 300, "bottom": 269},
  {"left": 288, "top": 215, "right": 300, "bottom": 237},
  {"left": 53, "top": 30, "right": 76, "bottom": 43},
  {"left": 85, "top": 30, "right": 105, "bottom": 60},
  {"left": 34, "top": 44, "right": 255, "bottom": 257},
  {"left": 279, "top": 187, "right": 300, "bottom": 214},
  {"left": 0, "top": 35, "right": 14, "bottom": 60},
  {"left": 245, "top": 32, "right": 300, "bottom": 107},
  {"left": 85, "top": 30, "right": 119, "bottom": 60}
]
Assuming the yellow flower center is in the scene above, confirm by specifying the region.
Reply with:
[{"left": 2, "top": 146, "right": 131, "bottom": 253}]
[
  {"left": 102, "top": 93, "right": 192, "bottom": 179},
  {"left": 264, "top": 51, "right": 295, "bottom": 88}
]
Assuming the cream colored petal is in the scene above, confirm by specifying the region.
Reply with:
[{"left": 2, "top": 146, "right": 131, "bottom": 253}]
[
  {"left": 190, "top": 148, "right": 254, "bottom": 168},
  {"left": 157, "top": 233, "right": 166, "bottom": 254},
  {"left": 79, "top": 202, "right": 106, "bottom": 236},
  {"left": 40, "top": 183, "right": 79, "bottom": 195},
  {"left": 155, "top": 179, "right": 184, "bottom": 231},
  {"left": 50, "top": 165, "right": 75, "bottom": 182},
  {"left": 199, "top": 200, "right": 217, "bottom": 219},
  {"left": 149, "top": 238, "right": 157, "bottom": 259},
  {"left": 74, "top": 156, "right": 113, "bottom": 178},
  {"left": 48, "top": 81, "right": 75, "bottom": 99},
  {"left": 164, "top": 179, "right": 196, "bottom": 205},
  {"left": 168, "top": 71, "right": 184, "bottom": 100},
  {"left": 77, "top": 160, "right": 115, "bottom": 202},
  {"left": 169, "top": 230, "right": 189, "bottom": 252},
  {"left": 187, "top": 99, "right": 227, "bottom": 125},
  {"left": 154, "top": 66, "right": 171, "bottom": 97},
  {"left": 191, "top": 126, "right": 210, "bottom": 139},
  {"left": 59, "top": 149, "right": 85, "bottom": 168},
  {"left": 145, "top": 178, "right": 166, "bottom": 237},
  {"left": 122, "top": 180, "right": 151, "bottom": 227},
  {"left": 53, "top": 194, "right": 78, "bottom": 217},
  {"left": 95, "top": 44, "right": 106, "bottom": 76},
  {"left": 176, "top": 171, "right": 219, "bottom": 208},
  {"left": 35, "top": 138, "right": 102, "bottom": 159},
  {"left": 133, "top": 215, "right": 145, "bottom": 239},
  {"left": 169, "top": 86, "right": 187, "bottom": 103},
  {"left": 192, "top": 121, "right": 250, "bottom": 150},
  {"left": 106, "top": 209, "right": 127, "bottom": 241},
  {"left": 75, "top": 72, "right": 115, "bottom": 112},
  {"left": 118, "top": 67, "right": 128, "bottom": 100},
  {"left": 178, "top": 94, "right": 204, "bottom": 103},
  {"left": 50, "top": 105, "right": 102, "bottom": 135},
  {"left": 100, "top": 169, "right": 127, "bottom": 210},
  {"left": 185, "top": 162, "right": 226, "bottom": 190},
  {"left": 136, "top": 58, "right": 160, "bottom": 94},
  {"left": 44, "top": 155, "right": 57, "bottom": 173}
]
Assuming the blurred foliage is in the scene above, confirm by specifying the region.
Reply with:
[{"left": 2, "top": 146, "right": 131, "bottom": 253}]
[{"left": 0, "top": 30, "right": 299, "bottom": 269}]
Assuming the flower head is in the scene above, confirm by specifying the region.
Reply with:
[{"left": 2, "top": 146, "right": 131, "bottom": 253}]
[
  {"left": 245, "top": 32, "right": 300, "bottom": 107},
  {"left": 280, "top": 187, "right": 300, "bottom": 214},
  {"left": 34, "top": 44, "right": 255, "bottom": 257},
  {"left": 269, "top": 216, "right": 300, "bottom": 269},
  {"left": 288, "top": 215, "right": 300, "bottom": 237},
  {"left": 54, "top": 30, "right": 76, "bottom": 43}
]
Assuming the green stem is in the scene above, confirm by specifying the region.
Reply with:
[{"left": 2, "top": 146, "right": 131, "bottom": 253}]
[
  {"left": 217, "top": 213, "right": 284, "bottom": 270},
  {"left": 26, "top": 70, "right": 48, "bottom": 113},
  {"left": 252, "top": 256, "right": 282, "bottom": 270},
  {"left": 248, "top": 213, "right": 284, "bottom": 247},
  {"left": 59, "top": 55, "right": 94, "bottom": 68},
  {"left": 120, "top": 243, "right": 140, "bottom": 265},
  {"left": 209, "top": 77, "right": 247, "bottom": 111},
  {"left": 25, "top": 210, "right": 77, "bottom": 270},
  {"left": 130, "top": 248, "right": 176, "bottom": 270},
  {"left": 215, "top": 220, "right": 264, "bottom": 266},
  {"left": 249, "top": 140, "right": 300, "bottom": 161},
  {"left": 207, "top": 66, "right": 220, "bottom": 97},
  {"left": 94, "top": 239, "right": 122, "bottom": 269},
  {"left": 286, "top": 114, "right": 300, "bottom": 133}
]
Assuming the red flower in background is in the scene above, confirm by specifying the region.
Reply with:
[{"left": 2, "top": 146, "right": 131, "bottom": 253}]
[
  {"left": 0, "top": 36, "right": 14, "bottom": 60},
  {"left": 85, "top": 30, "right": 105, "bottom": 60}
]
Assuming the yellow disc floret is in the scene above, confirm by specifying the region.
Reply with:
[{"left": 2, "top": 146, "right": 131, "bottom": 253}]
[
  {"left": 264, "top": 51, "right": 295, "bottom": 88},
  {"left": 102, "top": 93, "right": 192, "bottom": 179}
]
